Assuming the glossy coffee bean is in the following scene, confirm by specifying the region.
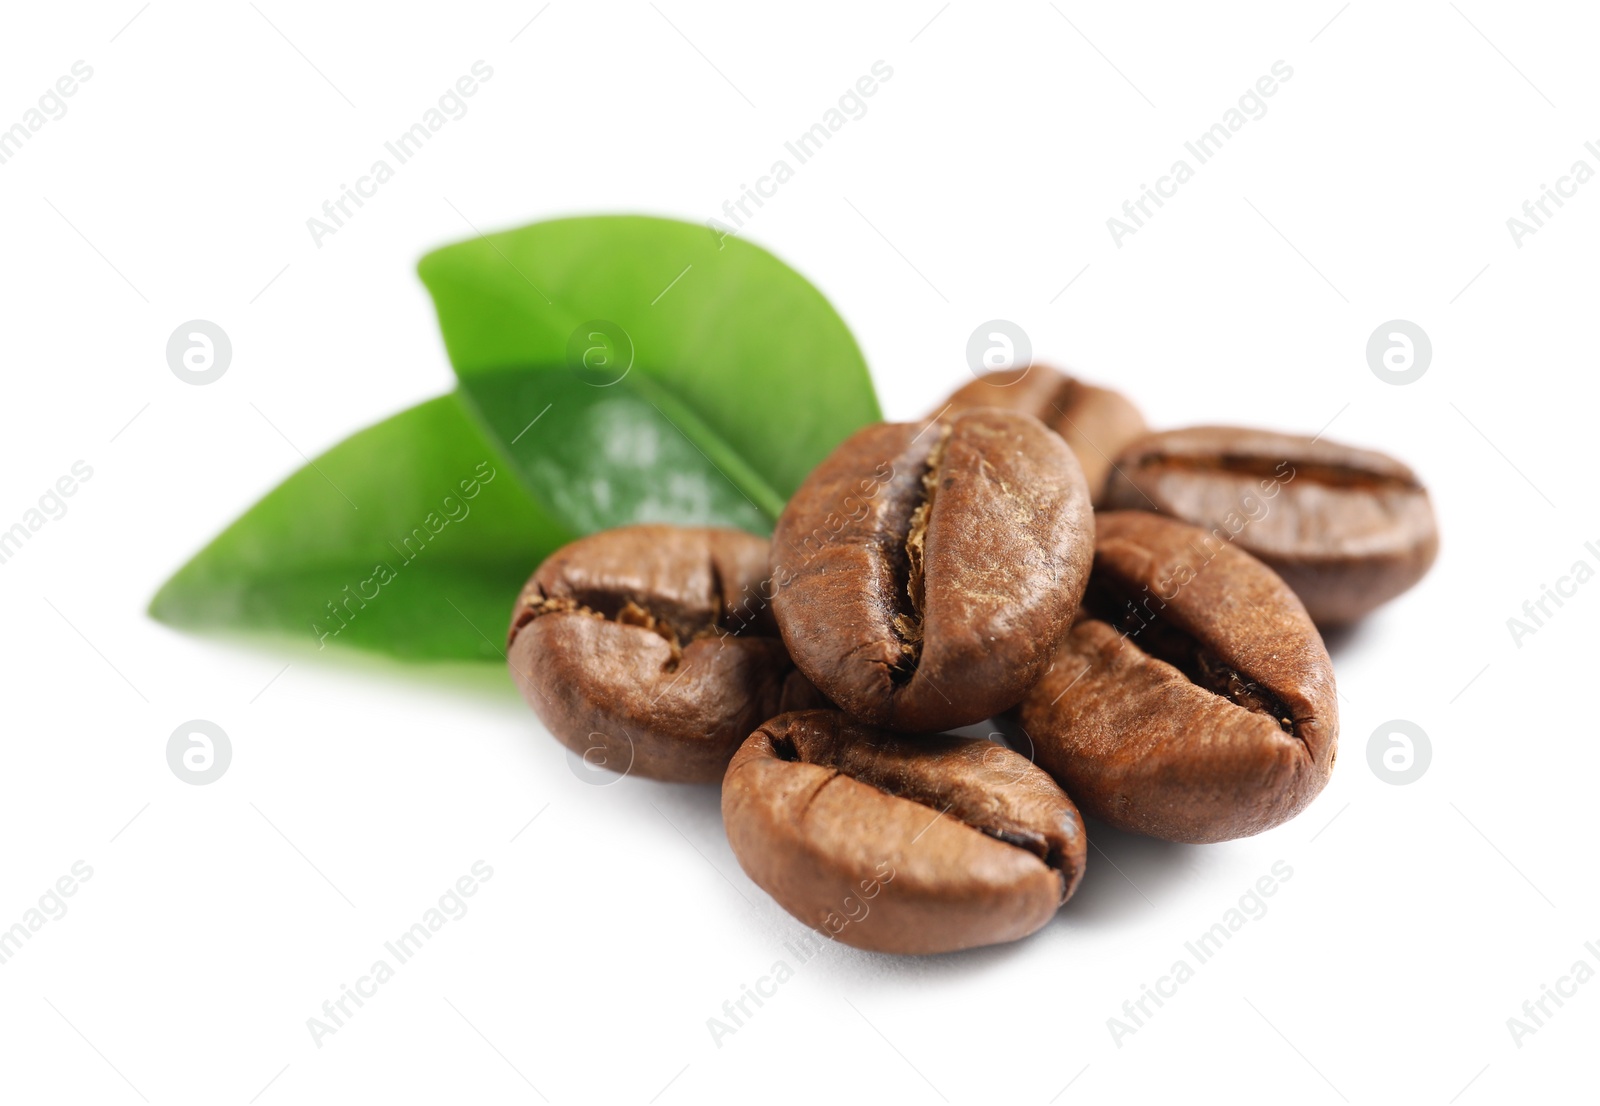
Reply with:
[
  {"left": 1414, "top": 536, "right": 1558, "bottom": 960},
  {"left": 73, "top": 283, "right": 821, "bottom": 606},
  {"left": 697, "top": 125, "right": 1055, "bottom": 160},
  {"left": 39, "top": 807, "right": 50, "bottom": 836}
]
[
  {"left": 771, "top": 409, "right": 1093, "bottom": 733},
  {"left": 1104, "top": 426, "right": 1439, "bottom": 624},
  {"left": 1011, "top": 511, "right": 1338, "bottom": 843},
  {"left": 723, "top": 710, "right": 1087, "bottom": 954},
  {"left": 933, "top": 366, "right": 1147, "bottom": 505},
  {"left": 507, "top": 525, "right": 824, "bottom": 783}
]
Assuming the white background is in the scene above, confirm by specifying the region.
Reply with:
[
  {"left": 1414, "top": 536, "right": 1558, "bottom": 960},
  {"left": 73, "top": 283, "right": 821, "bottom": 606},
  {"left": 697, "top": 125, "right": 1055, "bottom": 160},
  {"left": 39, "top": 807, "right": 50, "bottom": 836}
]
[{"left": 1, "top": 2, "right": 1594, "bottom": 1103}]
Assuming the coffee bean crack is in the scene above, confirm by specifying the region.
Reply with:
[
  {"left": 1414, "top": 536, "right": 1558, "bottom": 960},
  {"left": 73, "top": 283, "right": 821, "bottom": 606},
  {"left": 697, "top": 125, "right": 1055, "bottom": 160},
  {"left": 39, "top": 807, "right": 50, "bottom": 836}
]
[
  {"left": 1082, "top": 576, "right": 1299, "bottom": 736},
  {"left": 511, "top": 589, "right": 753, "bottom": 674},
  {"left": 773, "top": 725, "right": 1077, "bottom": 896},
  {"left": 889, "top": 425, "right": 949, "bottom": 683},
  {"left": 1134, "top": 452, "right": 1421, "bottom": 492}
]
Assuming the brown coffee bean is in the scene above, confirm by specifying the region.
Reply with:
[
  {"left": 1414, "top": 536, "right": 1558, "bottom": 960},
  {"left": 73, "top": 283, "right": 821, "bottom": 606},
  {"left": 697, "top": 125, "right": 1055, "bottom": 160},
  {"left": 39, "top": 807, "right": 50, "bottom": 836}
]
[
  {"left": 723, "top": 710, "right": 1087, "bottom": 954},
  {"left": 1104, "top": 426, "right": 1439, "bottom": 624},
  {"left": 1010, "top": 511, "right": 1338, "bottom": 843},
  {"left": 507, "top": 525, "right": 824, "bottom": 783},
  {"left": 933, "top": 366, "right": 1147, "bottom": 506},
  {"left": 771, "top": 409, "right": 1093, "bottom": 732}
]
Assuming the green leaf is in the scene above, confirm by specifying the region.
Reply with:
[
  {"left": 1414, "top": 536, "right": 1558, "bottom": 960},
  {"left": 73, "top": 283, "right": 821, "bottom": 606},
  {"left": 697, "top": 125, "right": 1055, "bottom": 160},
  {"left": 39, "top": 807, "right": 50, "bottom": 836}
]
[
  {"left": 418, "top": 215, "right": 881, "bottom": 532},
  {"left": 458, "top": 367, "right": 780, "bottom": 535},
  {"left": 150, "top": 393, "right": 569, "bottom": 661},
  {"left": 153, "top": 216, "right": 878, "bottom": 664}
]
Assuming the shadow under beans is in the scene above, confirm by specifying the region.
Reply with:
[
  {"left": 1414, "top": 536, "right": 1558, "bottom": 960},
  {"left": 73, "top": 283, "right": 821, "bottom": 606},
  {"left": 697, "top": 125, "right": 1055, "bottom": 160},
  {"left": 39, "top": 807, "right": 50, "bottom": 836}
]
[
  {"left": 1055, "top": 819, "right": 1203, "bottom": 929},
  {"left": 633, "top": 781, "right": 1204, "bottom": 977},
  {"left": 153, "top": 622, "right": 524, "bottom": 707},
  {"left": 988, "top": 714, "right": 1206, "bottom": 920},
  {"left": 812, "top": 921, "right": 1043, "bottom": 981},
  {"left": 631, "top": 777, "right": 724, "bottom": 821},
  {"left": 736, "top": 822, "right": 1202, "bottom": 981},
  {"left": 626, "top": 775, "right": 1062, "bottom": 980},
  {"left": 572, "top": 722, "right": 1207, "bottom": 971},
  {"left": 1316, "top": 617, "right": 1378, "bottom": 660}
]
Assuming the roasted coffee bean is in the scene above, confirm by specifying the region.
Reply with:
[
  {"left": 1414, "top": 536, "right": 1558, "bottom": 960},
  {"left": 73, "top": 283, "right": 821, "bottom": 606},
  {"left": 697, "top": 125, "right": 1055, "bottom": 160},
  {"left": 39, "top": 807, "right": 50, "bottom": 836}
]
[
  {"left": 771, "top": 409, "right": 1093, "bottom": 733},
  {"left": 933, "top": 366, "right": 1147, "bottom": 506},
  {"left": 1104, "top": 426, "right": 1439, "bottom": 624},
  {"left": 1010, "top": 511, "right": 1338, "bottom": 843},
  {"left": 507, "top": 525, "right": 824, "bottom": 783},
  {"left": 723, "top": 710, "right": 1087, "bottom": 954}
]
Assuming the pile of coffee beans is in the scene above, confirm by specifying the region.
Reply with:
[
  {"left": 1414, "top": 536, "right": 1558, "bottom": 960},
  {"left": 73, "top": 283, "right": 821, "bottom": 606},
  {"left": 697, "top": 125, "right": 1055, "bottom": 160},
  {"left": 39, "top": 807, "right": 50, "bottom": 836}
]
[{"left": 508, "top": 366, "right": 1438, "bottom": 955}]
